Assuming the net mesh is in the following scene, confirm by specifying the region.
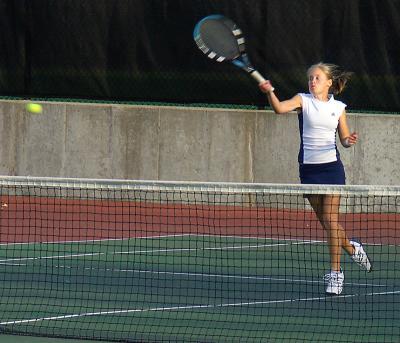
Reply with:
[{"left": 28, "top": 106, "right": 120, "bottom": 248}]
[{"left": 0, "top": 176, "right": 399, "bottom": 342}]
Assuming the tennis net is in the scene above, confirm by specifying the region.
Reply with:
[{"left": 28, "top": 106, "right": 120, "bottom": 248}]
[{"left": 0, "top": 176, "right": 399, "bottom": 342}]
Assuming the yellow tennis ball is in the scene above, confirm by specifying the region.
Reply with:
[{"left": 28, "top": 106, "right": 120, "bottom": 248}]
[{"left": 26, "top": 103, "right": 43, "bottom": 114}]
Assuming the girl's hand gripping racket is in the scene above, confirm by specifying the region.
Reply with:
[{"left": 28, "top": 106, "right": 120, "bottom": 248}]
[{"left": 193, "top": 14, "right": 271, "bottom": 87}]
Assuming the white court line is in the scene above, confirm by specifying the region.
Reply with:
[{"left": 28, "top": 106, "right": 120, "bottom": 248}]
[
  {"left": 2, "top": 258, "right": 388, "bottom": 288},
  {"left": 0, "top": 233, "right": 320, "bottom": 247},
  {"left": 0, "top": 237, "right": 392, "bottom": 288},
  {"left": 53, "top": 265, "right": 389, "bottom": 288},
  {"left": 194, "top": 233, "right": 324, "bottom": 243},
  {"left": 0, "top": 262, "right": 25, "bottom": 266},
  {"left": 0, "top": 252, "right": 105, "bottom": 263},
  {"left": 0, "top": 240, "right": 318, "bottom": 264},
  {"left": 114, "top": 240, "right": 319, "bottom": 255},
  {"left": 0, "top": 234, "right": 193, "bottom": 246},
  {"left": 1, "top": 290, "right": 399, "bottom": 326},
  {"left": 2, "top": 232, "right": 394, "bottom": 248}
]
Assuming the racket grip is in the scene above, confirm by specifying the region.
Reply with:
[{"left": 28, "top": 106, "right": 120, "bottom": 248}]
[
  {"left": 251, "top": 70, "right": 275, "bottom": 92},
  {"left": 250, "top": 70, "right": 266, "bottom": 84}
]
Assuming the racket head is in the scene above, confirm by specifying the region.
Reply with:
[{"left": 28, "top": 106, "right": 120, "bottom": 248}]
[{"left": 193, "top": 15, "right": 245, "bottom": 62}]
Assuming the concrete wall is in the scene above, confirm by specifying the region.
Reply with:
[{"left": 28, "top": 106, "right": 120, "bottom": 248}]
[{"left": 0, "top": 100, "right": 399, "bottom": 185}]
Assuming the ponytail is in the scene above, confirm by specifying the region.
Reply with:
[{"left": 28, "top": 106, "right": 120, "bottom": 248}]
[{"left": 308, "top": 63, "right": 353, "bottom": 95}]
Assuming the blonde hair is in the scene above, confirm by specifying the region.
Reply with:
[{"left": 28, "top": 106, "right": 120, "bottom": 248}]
[{"left": 307, "top": 62, "right": 353, "bottom": 95}]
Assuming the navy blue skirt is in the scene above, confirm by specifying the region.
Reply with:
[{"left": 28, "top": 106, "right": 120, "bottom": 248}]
[{"left": 299, "top": 160, "right": 346, "bottom": 185}]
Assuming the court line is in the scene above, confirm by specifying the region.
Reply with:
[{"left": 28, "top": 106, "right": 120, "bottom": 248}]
[
  {"left": 0, "top": 259, "right": 392, "bottom": 288},
  {"left": 0, "top": 233, "right": 321, "bottom": 247},
  {"left": 1, "top": 233, "right": 395, "bottom": 247},
  {"left": 53, "top": 265, "right": 389, "bottom": 288},
  {"left": 189, "top": 233, "right": 400, "bottom": 248},
  {"left": 0, "top": 234, "right": 193, "bottom": 246},
  {"left": 0, "top": 239, "right": 395, "bottom": 288},
  {"left": 0, "top": 239, "right": 393, "bottom": 288},
  {"left": 0, "top": 240, "right": 318, "bottom": 263},
  {"left": 2, "top": 290, "right": 399, "bottom": 326},
  {"left": 114, "top": 239, "right": 319, "bottom": 255}
]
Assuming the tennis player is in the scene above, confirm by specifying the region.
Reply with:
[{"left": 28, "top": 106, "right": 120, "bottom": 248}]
[{"left": 259, "top": 63, "right": 372, "bottom": 295}]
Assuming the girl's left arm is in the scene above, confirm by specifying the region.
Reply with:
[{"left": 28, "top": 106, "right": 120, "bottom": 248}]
[{"left": 338, "top": 110, "right": 358, "bottom": 148}]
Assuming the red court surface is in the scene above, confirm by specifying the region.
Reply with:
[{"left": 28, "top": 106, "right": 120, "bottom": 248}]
[{"left": 1, "top": 196, "right": 398, "bottom": 245}]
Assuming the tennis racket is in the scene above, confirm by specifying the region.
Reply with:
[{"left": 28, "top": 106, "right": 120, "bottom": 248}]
[{"left": 193, "top": 14, "right": 268, "bottom": 85}]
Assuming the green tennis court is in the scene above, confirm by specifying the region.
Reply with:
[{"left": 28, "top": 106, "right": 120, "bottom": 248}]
[
  {"left": 1, "top": 177, "right": 399, "bottom": 342},
  {"left": 0, "top": 334, "right": 106, "bottom": 343},
  {"left": 1, "top": 234, "right": 399, "bottom": 342}
]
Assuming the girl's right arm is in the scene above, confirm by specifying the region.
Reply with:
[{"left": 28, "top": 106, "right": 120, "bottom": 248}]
[{"left": 259, "top": 81, "right": 302, "bottom": 114}]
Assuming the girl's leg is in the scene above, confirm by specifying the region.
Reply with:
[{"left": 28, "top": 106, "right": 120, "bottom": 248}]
[{"left": 307, "top": 194, "right": 355, "bottom": 271}]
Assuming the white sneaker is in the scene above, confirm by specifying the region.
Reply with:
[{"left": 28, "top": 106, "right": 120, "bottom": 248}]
[
  {"left": 324, "top": 270, "right": 344, "bottom": 295},
  {"left": 350, "top": 239, "right": 372, "bottom": 272}
]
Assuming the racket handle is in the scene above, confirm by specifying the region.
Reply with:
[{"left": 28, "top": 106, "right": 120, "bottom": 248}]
[
  {"left": 251, "top": 70, "right": 275, "bottom": 92},
  {"left": 250, "top": 70, "right": 266, "bottom": 84}
]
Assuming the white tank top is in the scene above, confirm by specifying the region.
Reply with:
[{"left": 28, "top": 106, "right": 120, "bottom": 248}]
[{"left": 298, "top": 93, "right": 346, "bottom": 164}]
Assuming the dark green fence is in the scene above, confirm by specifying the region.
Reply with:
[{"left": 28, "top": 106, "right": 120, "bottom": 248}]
[{"left": 0, "top": 0, "right": 399, "bottom": 112}]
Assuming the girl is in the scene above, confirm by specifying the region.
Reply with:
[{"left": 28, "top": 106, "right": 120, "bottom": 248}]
[{"left": 259, "top": 63, "right": 372, "bottom": 295}]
